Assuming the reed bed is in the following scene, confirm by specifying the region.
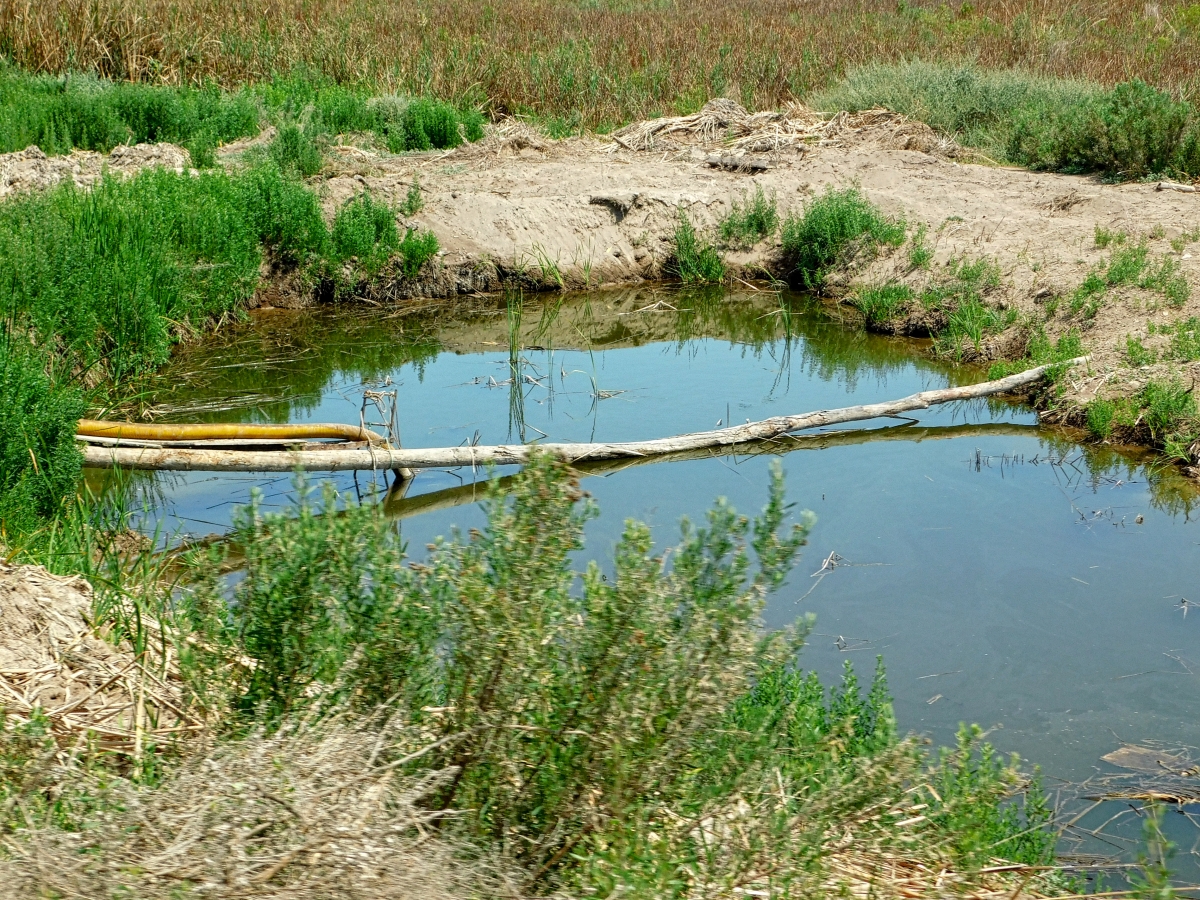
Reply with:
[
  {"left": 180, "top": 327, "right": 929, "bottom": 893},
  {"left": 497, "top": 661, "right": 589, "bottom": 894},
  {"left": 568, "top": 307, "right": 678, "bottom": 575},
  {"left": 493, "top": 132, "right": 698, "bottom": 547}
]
[{"left": 3, "top": 0, "right": 1199, "bottom": 131}]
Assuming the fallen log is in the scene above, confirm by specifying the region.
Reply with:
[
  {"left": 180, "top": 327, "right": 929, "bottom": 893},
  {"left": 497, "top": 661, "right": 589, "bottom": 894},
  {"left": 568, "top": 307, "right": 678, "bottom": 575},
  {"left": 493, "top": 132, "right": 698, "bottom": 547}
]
[{"left": 81, "top": 358, "right": 1085, "bottom": 472}]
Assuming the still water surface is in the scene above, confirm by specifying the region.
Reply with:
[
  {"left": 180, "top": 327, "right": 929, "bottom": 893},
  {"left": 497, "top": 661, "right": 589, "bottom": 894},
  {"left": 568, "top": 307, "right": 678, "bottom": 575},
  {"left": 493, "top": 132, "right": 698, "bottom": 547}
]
[{"left": 113, "top": 286, "right": 1200, "bottom": 857}]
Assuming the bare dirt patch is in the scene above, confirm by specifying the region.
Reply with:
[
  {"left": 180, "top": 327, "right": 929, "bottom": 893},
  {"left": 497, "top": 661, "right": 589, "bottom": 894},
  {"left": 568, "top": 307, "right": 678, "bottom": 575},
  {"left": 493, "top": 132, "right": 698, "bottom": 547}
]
[{"left": 0, "top": 142, "right": 193, "bottom": 201}]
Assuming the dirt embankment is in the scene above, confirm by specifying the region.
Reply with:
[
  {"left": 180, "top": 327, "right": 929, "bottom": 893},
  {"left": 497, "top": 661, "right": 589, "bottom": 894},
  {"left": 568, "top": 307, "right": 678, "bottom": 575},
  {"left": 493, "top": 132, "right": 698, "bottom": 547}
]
[
  {"left": 300, "top": 103, "right": 1200, "bottom": 433},
  {"left": 5, "top": 102, "right": 1199, "bottom": 446}
]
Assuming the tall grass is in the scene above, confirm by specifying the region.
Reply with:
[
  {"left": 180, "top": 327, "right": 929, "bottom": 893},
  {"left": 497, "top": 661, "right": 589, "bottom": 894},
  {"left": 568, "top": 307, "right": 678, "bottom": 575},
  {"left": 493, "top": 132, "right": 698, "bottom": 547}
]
[
  {"left": 5, "top": 0, "right": 1200, "bottom": 134},
  {"left": 0, "top": 162, "right": 426, "bottom": 543},
  {"left": 0, "top": 334, "right": 86, "bottom": 539}
]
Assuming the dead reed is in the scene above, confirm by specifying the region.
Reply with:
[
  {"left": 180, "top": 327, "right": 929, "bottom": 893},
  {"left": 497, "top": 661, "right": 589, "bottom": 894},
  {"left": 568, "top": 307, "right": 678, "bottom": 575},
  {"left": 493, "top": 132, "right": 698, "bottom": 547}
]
[
  {"left": 0, "top": 713, "right": 516, "bottom": 899},
  {"left": 3, "top": 0, "right": 1199, "bottom": 129}
]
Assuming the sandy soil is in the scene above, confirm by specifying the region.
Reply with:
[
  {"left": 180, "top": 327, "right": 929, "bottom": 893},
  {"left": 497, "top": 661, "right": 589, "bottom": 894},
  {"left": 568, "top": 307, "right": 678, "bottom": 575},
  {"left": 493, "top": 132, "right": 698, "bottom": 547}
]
[
  {"left": 0, "top": 142, "right": 193, "bottom": 200},
  {"left": 304, "top": 109, "right": 1200, "bottom": 417}
]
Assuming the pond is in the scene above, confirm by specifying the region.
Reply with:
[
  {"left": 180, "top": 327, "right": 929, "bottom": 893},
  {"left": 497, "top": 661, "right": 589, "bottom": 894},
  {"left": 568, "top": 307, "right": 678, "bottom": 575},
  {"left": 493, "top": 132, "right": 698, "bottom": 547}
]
[{"left": 103, "top": 285, "right": 1200, "bottom": 869}]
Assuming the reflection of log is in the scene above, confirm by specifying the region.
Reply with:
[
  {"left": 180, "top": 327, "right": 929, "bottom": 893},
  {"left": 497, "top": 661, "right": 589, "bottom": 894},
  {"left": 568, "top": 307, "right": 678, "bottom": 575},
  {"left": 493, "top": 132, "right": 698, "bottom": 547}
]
[
  {"left": 159, "top": 420, "right": 1048, "bottom": 574},
  {"left": 382, "top": 421, "right": 1047, "bottom": 519},
  {"left": 83, "top": 358, "right": 1084, "bottom": 472}
]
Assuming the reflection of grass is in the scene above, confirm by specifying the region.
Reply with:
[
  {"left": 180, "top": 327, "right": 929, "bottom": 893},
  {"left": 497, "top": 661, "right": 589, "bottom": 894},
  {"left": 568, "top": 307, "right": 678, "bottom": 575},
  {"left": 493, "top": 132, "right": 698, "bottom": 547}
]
[{"left": 506, "top": 289, "right": 526, "bottom": 441}]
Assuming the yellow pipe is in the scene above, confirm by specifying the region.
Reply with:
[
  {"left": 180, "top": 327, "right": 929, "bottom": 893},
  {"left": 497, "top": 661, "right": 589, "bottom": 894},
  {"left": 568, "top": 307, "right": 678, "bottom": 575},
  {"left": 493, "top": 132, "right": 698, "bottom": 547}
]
[{"left": 77, "top": 419, "right": 385, "bottom": 444}]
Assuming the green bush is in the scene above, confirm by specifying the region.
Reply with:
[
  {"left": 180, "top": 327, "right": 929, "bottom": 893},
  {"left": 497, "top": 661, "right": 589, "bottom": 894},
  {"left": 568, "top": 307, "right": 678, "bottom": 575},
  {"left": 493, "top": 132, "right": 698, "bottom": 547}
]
[
  {"left": 1141, "top": 379, "right": 1195, "bottom": 437},
  {"left": 397, "top": 227, "right": 440, "bottom": 277},
  {"left": 177, "top": 456, "right": 1053, "bottom": 892},
  {"left": 371, "top": 96, "right": 486, "bottom": 153},
  {"left": 816, "top": 62, "right": 1200, "bottom": 180},
  {"left": 1010, "top": 80, "right": 1194, "bottom": 179},
  {"left": 1086, "top": 398, "right": 1118, "bottom": 439},
  {"left": 268, "top": 122, "right": 323, "bottom": 178},
  {"left": 0, "top": 334, "right": 85, "bottom": 539},
  {"left": 1126, "top": 335, "right": 1156, "bottom": 367},
  {"left": 669, "top": 210, "right": 725, "bottom": 283},
  {"left": 238, "top": 164, "right": 329, "bottom": 265},
  {"left": 0, "top": 64, "right": 260, "bottom": 164},
  {"left": 780, "top": 186, "right": 904, "bottom": 290},
  {"left": 332, "top": 192, "right": 399, "bottom": 270},
  {"left": 718, "top": 184, "right": 778, "bottom": 248}
]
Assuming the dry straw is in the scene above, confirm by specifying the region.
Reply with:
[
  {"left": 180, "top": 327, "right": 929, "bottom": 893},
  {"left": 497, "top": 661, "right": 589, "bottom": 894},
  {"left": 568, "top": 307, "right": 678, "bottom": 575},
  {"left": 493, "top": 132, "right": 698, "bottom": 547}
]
[
  {"left": 0, "top": 563, "right": 198, "bottom": 759},
  {"left": 610, "top": 98, "right": 957, "bottom": 158}
]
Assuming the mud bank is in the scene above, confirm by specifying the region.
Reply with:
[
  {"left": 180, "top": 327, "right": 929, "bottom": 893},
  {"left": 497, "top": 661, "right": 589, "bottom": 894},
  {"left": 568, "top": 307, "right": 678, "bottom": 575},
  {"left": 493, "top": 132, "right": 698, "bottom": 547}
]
[{"left": 294, "top": 110, "right": 1200, "bottom": 454}]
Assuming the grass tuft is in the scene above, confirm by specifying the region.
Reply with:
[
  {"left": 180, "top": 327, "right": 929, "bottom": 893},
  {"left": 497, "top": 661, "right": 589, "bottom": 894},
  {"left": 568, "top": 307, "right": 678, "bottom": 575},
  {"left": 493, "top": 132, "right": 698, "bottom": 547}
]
[
  {"left": 0, "top": 334, "right": 85, "bottom": 538},
  {"left": 718, "top": 184, "right": 778, "bottom": 249},
  {"left": 852, "top": 283, "right": 914, "bottom": 328},
  {"left": 670, "top": 210, "right": 725, "bottom": 284},
  {"left": 780, "top": 186, "right": 904, "bottom": 290}
]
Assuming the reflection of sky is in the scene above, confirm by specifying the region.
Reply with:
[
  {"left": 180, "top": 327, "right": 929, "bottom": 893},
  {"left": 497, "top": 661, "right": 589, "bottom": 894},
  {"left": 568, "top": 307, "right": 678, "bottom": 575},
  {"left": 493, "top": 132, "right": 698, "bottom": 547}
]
[{"left": 125, "top": 300, "right": 1200, "bottom": 869}]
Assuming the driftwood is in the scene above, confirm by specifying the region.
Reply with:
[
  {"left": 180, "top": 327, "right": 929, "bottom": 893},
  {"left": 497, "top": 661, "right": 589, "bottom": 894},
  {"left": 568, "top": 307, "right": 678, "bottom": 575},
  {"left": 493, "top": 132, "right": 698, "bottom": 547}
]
[
  {"left": 706, "top": 153, "right": 770, "bottom": 172},
  {"left": 81, "top": 358, "right": 1085, "bottom": 472}
]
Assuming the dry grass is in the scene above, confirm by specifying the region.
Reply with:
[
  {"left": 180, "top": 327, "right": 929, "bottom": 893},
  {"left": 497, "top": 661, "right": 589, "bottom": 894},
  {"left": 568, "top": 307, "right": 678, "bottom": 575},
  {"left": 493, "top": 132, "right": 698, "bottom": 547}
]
[
  {"left": 3, "top": 0, "right": 1200, "bottom": 129},
  {"left": 0, "top": 563, "right": 197, "bottom": 759},
  {"left": 0, "top": 713, "right": 515, "bottom": 899}
]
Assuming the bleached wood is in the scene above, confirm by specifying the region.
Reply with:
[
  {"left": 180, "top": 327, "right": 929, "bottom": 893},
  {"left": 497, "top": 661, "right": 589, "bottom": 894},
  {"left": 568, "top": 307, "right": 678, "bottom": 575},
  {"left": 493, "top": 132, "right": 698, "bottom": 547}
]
[{"left": 80, "top": 357, "right": 1085, "bottom": 472}]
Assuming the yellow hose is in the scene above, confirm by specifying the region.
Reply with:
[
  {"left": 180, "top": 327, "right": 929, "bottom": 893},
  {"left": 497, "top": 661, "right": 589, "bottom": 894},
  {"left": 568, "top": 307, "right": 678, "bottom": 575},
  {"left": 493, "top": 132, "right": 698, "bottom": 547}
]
[{"left": 77, "top": 419, "right": 385, "bottom": 444}]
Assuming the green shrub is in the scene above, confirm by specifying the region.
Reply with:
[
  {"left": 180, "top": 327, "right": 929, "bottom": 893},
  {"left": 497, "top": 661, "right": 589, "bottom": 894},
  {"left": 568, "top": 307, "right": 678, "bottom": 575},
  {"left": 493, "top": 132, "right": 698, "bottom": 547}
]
[
  {"left": 179, "top": 456, "right": 1052, "bottom": 891},
  {"left": 1086, "top": 398, "right": 1118, "bottom": 438},
  {"left": 1141, "top": 379, "right": 1195, "bottom": 437},
  {"left": 0, "top": 334, "right": 85, "bottom": 539},
  {"left": 928, "top": 724, "right": 1055, "bottom": 868},
  {"left": 332, "top": 192, "right": 399, "bottom": 270},
  {"left": 1125, "top": 335, "right": 1156, "bottom": 367},
  {"left": 670, "top": 210, "right": 725, "bottom": 283},
  {"left": 269, "top": 122, "right": 324, "bottom": 178},
  {"left": 718, "top": 184, "right": 778, "bottom": 248},
  {"left": 1140, "top": 256, "right": 1191, "bottom": 306},
  {"left": 0, "top": 64, "right": 260, "bottom": 163},
  {"left": 1010, "top": 80, "right": 1194, "bottom": 179},
  {"left": 238, "top": 164, "right": 329, "bottom": 266},
  {"left": 815, "top": 62, "right": 1200, "bottom": 180},
  {"left": 1167, "top": 317, "right": 1200, "bottom": 361},
  {"left": 397, "top": 227, "right": 440, "bottom": 277},
  {"left": 370, "top": 97, "right": 486, "bottom": 153},
  {"left": 780, "top": 186, "right": 904, "bottom": 290},
  {"left": 853, "top": 282, "right": 914, "bottom": 326},
  {"left": 400, "top": 177, "right": 423, "bottom": 216}
]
